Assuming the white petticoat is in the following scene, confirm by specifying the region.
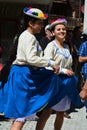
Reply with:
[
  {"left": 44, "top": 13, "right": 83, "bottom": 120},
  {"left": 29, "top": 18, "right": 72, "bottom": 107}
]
[
  {"left": 51, "top": 96, "right": 71, "bottom": 111},
  {"left": 11, "top": 113, "right": 38, "bottom": 122},
  {"left": 11, "top": 96, "right": 70, "bottom": 122}
]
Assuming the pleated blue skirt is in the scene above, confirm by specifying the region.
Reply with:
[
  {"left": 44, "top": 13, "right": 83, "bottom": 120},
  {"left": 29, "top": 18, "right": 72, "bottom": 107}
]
[
  {"left": 46, "top": 74, "right": 82, "bottom": 108},
  {"left": 0, "top": 65, "right": 82, "bottom": 118}
]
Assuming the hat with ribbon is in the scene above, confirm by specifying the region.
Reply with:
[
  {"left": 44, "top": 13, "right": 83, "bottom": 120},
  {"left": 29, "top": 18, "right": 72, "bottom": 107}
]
[
  {"left": 23, "top": 7, "right": 48, "bottom": 20},
  {"left": 50, "top": 18, "right": 67, "bottom": 29}
]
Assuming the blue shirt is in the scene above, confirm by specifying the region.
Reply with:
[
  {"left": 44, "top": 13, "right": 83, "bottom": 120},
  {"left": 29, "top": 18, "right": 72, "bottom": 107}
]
[{"left": 78, "top": 41, "right": 87, "bottom": 76}]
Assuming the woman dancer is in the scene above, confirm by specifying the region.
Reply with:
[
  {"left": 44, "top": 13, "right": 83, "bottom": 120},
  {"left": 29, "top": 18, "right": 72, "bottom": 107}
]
[
  {"left": 0, "top": 8, "right": 71, "bottom": 130},
  {"left": 36, "top": 18, "right": 82, "bottom": 130}
]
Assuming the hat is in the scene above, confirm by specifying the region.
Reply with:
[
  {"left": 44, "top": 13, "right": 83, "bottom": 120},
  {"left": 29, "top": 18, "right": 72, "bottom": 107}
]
[
  {"left": 82, "top": 29, "right": 87, "bottom": 35},
  {"left": 45, "top": 24, "right": 51, "bottom": 30},
  {"left": 23, "top": 7, "right": 48, "bottom": 20},
  {"left": 50, "top": 18, "right": 67, "bottom": 29}
]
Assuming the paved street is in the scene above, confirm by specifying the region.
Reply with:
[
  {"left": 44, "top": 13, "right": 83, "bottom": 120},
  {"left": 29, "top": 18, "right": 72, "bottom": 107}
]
[{"left": 0, "top": 106, "right": 87, "bottom": 130}]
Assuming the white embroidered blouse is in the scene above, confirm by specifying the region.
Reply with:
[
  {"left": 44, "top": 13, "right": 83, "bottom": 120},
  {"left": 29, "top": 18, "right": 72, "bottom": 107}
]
[{"left": 44, "top": 40, "right": 73, "bottom": 74}]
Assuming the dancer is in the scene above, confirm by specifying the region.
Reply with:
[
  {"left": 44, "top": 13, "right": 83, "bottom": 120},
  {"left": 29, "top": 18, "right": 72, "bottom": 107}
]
[
  {"left": 0, "top": 8, "right": 71, "bottom": 130},
  {"left": 36, "top": 18, "right": 82, "bottom": 130}
]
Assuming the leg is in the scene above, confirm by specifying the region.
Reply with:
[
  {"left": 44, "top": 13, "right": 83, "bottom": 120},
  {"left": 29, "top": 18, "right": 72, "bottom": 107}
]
[
  {"left": 84, "top": 100, "right": 87, "bottom": 118},
  {"left": 80, "top": 80, "right": 87, "bottom": 100},
  {"left": 64, "top": 111, "right": 71, "bottom": 119},
  {"left": 36, "top": 108, "right": 52, "bottom": 130},
  {"left": 54, "top": 111, "right": 64, "bottom": 130},
  {"left": 10, "top": 121, "right": 25, "bottom": 130}
]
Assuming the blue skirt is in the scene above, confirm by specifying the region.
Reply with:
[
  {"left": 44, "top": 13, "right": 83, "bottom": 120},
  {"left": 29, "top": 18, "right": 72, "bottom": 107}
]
[
  {"left": 46, "top": 74, "right": 82, "bottom": 108},
  {"left": 0, "top": 65, "right": 82, "bottom": 118}
]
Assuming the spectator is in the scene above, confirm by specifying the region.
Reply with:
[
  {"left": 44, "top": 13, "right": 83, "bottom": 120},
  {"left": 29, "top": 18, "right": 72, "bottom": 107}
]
[
  {"left": 78, "top": 29, "right": 87, "bottom": 118},
  {"left": 72, "top": 25, "right": 83, "bottom": 51},
  {"left": 71, "top": 25, "right": 83, "bottom": 92},
  {"left": 39, "top": 24, "right": 53, "bottom": 50}
]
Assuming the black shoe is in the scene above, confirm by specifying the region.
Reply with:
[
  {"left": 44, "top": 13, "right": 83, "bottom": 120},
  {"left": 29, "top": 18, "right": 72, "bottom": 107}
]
[{"left": 64, "top": 113, "right": 71, "bottom": 119}]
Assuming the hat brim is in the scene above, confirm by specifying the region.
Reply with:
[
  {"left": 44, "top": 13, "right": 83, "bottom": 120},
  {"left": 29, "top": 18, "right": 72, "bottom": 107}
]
[
  {"left": 23, "top": 11, "right": 46, "bottom": 20},
  {"left": 45, "top": 24, "right": 51, "bottom": 30},
  {"left": 50, "top": 21, "right": 67, "bottom": 29}
]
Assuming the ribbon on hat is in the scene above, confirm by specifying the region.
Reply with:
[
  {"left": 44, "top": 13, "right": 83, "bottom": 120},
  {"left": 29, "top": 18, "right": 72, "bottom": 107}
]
[
  {"left": 23, "top": 7, "right": 48, "bottom": 19},
  {"left": 50, "top": 18, "right": 67, "bottom": 24}
]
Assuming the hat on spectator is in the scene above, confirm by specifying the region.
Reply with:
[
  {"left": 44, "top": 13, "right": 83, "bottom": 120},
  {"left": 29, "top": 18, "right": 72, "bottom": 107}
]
[
  {"left": 45, "top": 24, "right": 51, "bottom": 30},
  {"left": 23, "top": 7, "right": 48, "bottom": 20},
  {"left": 50, "top": 18, "right": 67, "bottom": 29}
]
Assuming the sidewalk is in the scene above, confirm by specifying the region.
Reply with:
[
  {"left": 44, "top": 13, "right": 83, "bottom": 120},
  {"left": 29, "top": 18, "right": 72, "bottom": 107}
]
[{"left": 0, "top": 106, "right": 87, "bottom": 130}]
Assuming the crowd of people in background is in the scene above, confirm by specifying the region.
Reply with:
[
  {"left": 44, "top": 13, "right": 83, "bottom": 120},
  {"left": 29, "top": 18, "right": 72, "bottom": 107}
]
[{"left": 0, "top": 6, "right": 87, "bottom": 130}]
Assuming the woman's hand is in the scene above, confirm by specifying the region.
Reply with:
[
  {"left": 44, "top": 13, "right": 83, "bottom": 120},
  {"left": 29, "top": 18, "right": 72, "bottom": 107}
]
[
  {"left": 66, "top": 69, "right": 74, "bottom": 76},
  {"left": 52, "top": 65, "right": 60, "bottom": 75}
]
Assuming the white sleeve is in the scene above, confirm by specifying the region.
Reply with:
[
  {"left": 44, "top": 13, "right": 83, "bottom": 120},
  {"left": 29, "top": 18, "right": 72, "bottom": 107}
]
[
  {"left": 44, "top": 42, "right": 55, "bottom": 60},
  {"left": 59, "top": 67, "right": 67, "bottom": 74},
  {"left": 44, "top": 43, "right": 68, "bottom": 74},
  {"left": 22, "top": 36, "right": 55, "bottom": 67}
]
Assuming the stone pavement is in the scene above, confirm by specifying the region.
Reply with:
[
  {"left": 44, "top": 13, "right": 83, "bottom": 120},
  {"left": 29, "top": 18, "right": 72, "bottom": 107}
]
[{"left": 0, "top": 106, "right": 87, "bottom": 130}]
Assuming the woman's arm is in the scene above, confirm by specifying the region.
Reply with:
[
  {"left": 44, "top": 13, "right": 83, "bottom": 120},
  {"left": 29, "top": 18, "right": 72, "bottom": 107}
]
[{"left": 78, "top": 56, "right": 87, "bottom": 63}]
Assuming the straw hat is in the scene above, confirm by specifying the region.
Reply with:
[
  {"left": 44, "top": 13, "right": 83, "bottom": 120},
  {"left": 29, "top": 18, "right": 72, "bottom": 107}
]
[
  {"left": 23, "top": 7, "right": 48, "bottom": 20},
  {"left": 50, "top": 18, "right": 67, "bottom": 29}
]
